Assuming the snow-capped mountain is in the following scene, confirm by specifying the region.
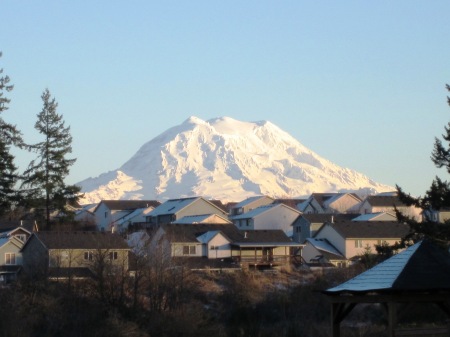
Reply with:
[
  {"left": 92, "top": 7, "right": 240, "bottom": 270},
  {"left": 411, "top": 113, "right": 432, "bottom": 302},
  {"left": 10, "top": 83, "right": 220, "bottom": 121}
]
[{"left": 78, "top": 116, "right": 393, "bottom": 204}]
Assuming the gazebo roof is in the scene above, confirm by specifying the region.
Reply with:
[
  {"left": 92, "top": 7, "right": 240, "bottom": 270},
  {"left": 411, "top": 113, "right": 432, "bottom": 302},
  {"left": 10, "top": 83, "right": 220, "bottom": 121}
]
[{"left": 325, "top": 240, "right": 450, "bottom": 294}]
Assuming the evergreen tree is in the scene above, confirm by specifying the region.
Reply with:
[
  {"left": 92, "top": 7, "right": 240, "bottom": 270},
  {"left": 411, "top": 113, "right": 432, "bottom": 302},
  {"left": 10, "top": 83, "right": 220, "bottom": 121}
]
[
  {"left": 396, "top": 84, "right": 450, "bottom": 247},
  {"left": 22, "top": 89, "right": 80, "bottom": 229},
  {"left": 0, "top": 52, "right": 23, "bottom": 215}
]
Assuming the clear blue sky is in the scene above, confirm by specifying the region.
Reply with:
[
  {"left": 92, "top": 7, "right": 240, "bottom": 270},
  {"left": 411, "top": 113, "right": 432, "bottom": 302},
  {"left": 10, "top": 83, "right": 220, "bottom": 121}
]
[{"left": 2, "top": 1, "right": 450, "bottom": 197}]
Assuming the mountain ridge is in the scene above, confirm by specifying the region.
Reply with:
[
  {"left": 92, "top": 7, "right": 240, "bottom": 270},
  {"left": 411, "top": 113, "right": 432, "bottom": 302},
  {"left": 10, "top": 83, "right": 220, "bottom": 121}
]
[{"left": 78, "top": 116, "right": 393, "bottom": 203}]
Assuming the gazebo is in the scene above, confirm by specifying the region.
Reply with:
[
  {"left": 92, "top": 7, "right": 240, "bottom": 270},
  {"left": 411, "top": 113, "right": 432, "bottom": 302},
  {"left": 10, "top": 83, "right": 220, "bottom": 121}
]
[{"left": 323, "top": 240, "right": 450, "bottom": 337}]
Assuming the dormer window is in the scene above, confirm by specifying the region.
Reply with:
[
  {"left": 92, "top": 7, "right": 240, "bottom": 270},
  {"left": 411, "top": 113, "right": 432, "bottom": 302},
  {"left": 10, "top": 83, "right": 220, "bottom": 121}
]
[{"left": 15, "top": 234, "right": 27, "bottom": 242}]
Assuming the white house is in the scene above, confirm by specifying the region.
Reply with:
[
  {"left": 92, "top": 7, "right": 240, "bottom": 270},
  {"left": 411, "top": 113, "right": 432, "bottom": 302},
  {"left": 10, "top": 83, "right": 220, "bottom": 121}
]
[
  {"left": 93, "top": 200, "right": 161, "bottom": 231},
  {"left": 231, "top": 203, "right": 302, "bottom": 236},
  {"left": 146, "top": 197, "right": 229, "bottom": 225}
]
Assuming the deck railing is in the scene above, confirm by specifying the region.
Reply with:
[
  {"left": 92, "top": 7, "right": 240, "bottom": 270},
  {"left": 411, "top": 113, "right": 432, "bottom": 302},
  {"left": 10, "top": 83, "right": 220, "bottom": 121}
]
[{"left": 232, "top": 255, "right": 302, "bottom": 265}]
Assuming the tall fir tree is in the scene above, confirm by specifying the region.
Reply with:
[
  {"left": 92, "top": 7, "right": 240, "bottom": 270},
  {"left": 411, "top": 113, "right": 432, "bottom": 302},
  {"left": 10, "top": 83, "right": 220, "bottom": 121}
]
[
  {"left": 0, "top": 52, "right": 23, "bottom": 216},
  {"left": 396, "top": 84, "right": 450, "bottom": 247},
  {"left": 22, "top": 89, "right": 80, "bottom": 229}
]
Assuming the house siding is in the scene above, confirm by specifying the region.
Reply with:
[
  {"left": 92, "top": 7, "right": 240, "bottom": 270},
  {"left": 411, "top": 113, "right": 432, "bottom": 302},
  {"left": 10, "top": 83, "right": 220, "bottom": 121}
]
[
  {"left": 315, "top": 224, "right": 346, "bottom": 257},
  {"left": 22, "top": 236, "right": 49, "bottom": 274},
  {"left": 326, "top": 195, "right": 360, "bottom": 213},
  {"left": 252, "top": 205, "right": 300, "bottom": 234},
  {"left": 176, "top": 199, "right": 228, "bottom": 220},
  {"left": 48, "top": 248, "right": 129, "bottom": 270},
  {"left": 0, "top": 241, "right": 23, "bottom": 266},
  {"left": 344, "top": 238, "right": 401, "bottom": 259},
  {"left": 206, "top": 234, "right": 231, "bottom": 259}
]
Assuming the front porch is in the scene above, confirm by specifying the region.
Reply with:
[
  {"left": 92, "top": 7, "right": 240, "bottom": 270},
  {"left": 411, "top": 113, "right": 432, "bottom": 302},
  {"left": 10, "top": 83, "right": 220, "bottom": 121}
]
[{"left": 231, "top": 243, "right": 303, "bottom": 268}]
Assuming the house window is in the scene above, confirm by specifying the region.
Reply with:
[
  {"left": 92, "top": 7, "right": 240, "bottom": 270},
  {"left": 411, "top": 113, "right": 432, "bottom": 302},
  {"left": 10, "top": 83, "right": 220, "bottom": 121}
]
[
  {"left": 210, "top": 245, "right": 219, "bottom": 250},
  {"left": 246, "top": 219, "right": 250, "bottom": 226},
  {"left": 5, "top": 253, "right": 15, "bottom": 265},
  {"left": 182, "top": 245, "right": 196, "bottom": 255},
  {"left": 15, "top": 234, "right": 27, "bottom": 242},
  {"left": 84, "top": 251, "right": 93, "bottom": 261},
  {"left": 105, "top": 212, "right": 108, "bottom": 218},
  {"left": 355, "top": 240, "right": 363, "bottom": 248},
  {"left": 109, "top": 251, "right": 118, "bottom": 260},
  {"left": 295, "top": 226, "right": 301, "bottom": 233}
]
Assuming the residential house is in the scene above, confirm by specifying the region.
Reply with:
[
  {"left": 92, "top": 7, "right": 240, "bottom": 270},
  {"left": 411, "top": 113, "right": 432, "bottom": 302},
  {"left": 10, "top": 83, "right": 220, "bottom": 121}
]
[
  {"left": 112, "top": 206, "right": 156, "bottom": 233},
  {"left": 313, "top": 220, "right": 410, "bottom": 260},
  {"left": 302, "top": 238, "right": 347, "bottom": 268},
  {"left": 358, "top": 194, "right": 421, "bottom": 221},
  {"left": 229, "top": 195, "right": 274, "bottom": 217},
  {"left": 21, "top": 231, "right": 130, "bottom": 279},
  {"left": 74, "top": 203, "right": 97, "bottom": 226},
  {"left": 147, "top": 223, "right": 302, "bottom": 270},
  {"left": 422, "top": 208, "right": 450, "bottom": 223},
  {"left": 273, "top": 198, "right": 306, "bottom": 210},
  {"left": 173, "top": 214, "right": 232, "bottom": 224},
  {"left": 231, "top": 203, "right": 302, "bottom": 236},
  {"left": 146, "top": 197, "right": 228, "bottom": 225},
  {"left": 298, "top": 193, "right": 362, "bottom": 214},
  {"left": 292, "top": 213, "right": 356, "bottom": 243},
  {"left": 93, "top": 200, "right": 161, "bottom": 231},
  {"left": 0, "top": 226, "right": 32, "bottom": 283},
  {"left": 352, "top": 212, "right": 397, "bottom": 222}
]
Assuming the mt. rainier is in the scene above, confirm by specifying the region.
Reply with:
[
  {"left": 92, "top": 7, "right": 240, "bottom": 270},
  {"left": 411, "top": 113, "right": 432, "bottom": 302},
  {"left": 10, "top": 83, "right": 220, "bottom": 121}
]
[{"left": 78, "top": 116, "right": 393, "bottom": 203}]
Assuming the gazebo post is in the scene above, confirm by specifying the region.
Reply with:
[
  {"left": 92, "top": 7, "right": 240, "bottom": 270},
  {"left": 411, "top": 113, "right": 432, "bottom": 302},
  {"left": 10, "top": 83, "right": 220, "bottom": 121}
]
[
  {"left": 330, "top": 302, "right": 357, "bottom": 337},
  {"left": 387, "top": 301, "right": 397, "bottom": 337},
  {"left": 331, "top": 302, "right": 341, "bottom": 337}
]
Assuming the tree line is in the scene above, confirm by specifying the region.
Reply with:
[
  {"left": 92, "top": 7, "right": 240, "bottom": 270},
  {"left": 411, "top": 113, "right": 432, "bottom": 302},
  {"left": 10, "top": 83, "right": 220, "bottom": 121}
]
[{"left": 0, "top": 52, "right": 80, "bottom": 229}]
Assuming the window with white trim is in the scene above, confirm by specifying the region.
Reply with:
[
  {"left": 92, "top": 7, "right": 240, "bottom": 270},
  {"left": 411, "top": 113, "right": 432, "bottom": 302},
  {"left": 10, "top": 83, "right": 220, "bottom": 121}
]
[
  {"left": 182, "top": 245, "right": 196, "bottom": 255},
  {"left": 109, "top": 251, "right": 118, "bottom": 260},
  {"left": 355, "top": 240, "right": 363, "bottom": 248},
  {"left": 5, "top": 253, "right": 16, "bottom": 265},
  {"left": 84, "top": 251, "right": 93, "bottom": 261}
]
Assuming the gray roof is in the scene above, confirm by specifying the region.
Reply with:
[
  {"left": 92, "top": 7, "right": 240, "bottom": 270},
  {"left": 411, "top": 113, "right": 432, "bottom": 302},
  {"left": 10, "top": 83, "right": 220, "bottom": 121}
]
[
  {"left": 323, "top": 221, "right": 410, "bottom": 239},
  {"left": 95, "top": 200, "right": 160, "bottom": 212},
  {"left": 325, "top": 240, "right": 450, "bottom": 294},
  {"left": 364, "top": 195, "right": 406, "bottom": 208},
  {"left": 148, "top": 197, "right": 225, "bottom": 217},
  {"left": 299, "top": 213, "right": 356, "bottom": 224},
  {"left": 159, "top": 223, "right": 295, "bottom": 246},
  {"left": 32, "top": 231, "right": 129, "bottom": 250},
  {"left": 232, "top": 203, "right": 300, "bottom": 220},
  {"left": 306, "top": 238, "right": 346, "bottom": 261},
  {"left": 173, "top": 214, "right": 231, "bottom": 224},
  {"left": 352, "top": 212, "right": 396, "bottom": 221},
  {"left": 232, "top": 195, "right": 273, "bottom": 208}
]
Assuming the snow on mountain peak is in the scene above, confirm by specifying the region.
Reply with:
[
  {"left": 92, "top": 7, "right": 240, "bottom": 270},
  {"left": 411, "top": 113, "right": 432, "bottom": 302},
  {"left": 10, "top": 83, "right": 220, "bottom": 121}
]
[{"left": 78, "top": 116, "right": 393, "bottom": 203}]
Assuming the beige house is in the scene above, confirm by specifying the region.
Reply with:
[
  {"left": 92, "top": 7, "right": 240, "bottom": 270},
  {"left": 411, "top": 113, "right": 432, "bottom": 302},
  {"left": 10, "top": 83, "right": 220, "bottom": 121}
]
[
  {"left": 21, "top": 231, "right": 130, "bottom": 278},
  {"left": 314, "top": 221, "right": 410, "bottom": 260},
  {"left": 148, "top": 223, "right": 302, "bottom": 270},
  {"left": 229, "top": 195, "right": 274, "bottom": 217},
  {"left": 358, "top": 194, "right": 421, "bottom": 221},
  {"left": 299, "top": 193, "right": 362, "bottom": 214}
]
